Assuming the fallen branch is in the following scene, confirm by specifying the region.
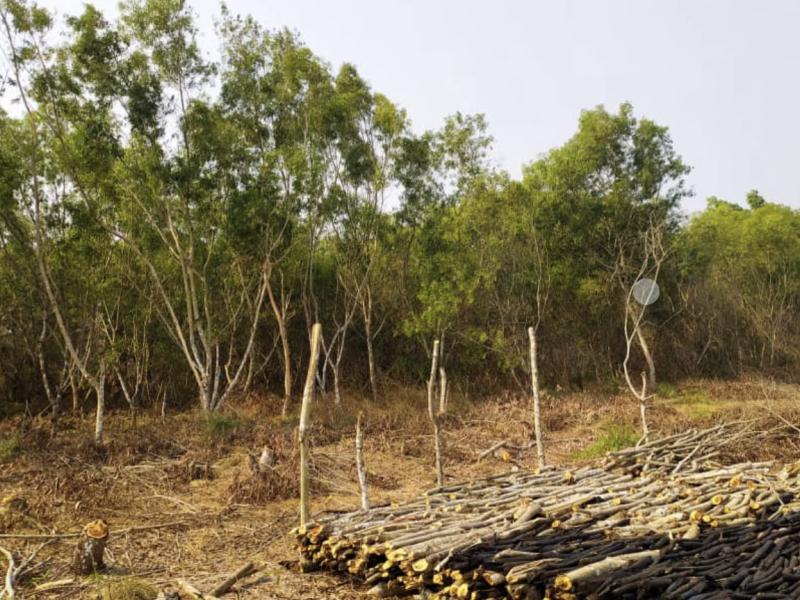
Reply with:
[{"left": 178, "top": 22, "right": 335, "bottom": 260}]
[
  {"left": 477, "top": 440, "right": 507, "bottom": 461},
  {"left": 172, "top": 563, "right": 257, "bottom": 600},
  {"left": 210, "top": 562, "right": 256, "bottom": 596},
  {"left": 0, "top": 545, "right": 15, "bottom": 599}
]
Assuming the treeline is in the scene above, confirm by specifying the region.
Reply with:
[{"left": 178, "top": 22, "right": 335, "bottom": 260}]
[{"left": 1, "top": 0, "right": 799, "bottom": 435}]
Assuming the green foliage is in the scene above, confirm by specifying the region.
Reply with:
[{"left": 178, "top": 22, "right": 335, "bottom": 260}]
[
  {"left": 0, "top": 0, "right": 798, "bottom": 426},
  {"left": 0, "top": 432, "right": 21, "bottom": 463},
  {"left": 575, "top": 424, "right": 639, "bottom": 459},
  {"left": 655, "top": 382, "right": 679, "bottom": 399},
  {"left": 204, "top": 413, "right": 240, "bottom": 439}
]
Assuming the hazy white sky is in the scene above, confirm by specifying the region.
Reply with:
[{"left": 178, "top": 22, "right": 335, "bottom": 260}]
[{"left": 42, "top": 0, "right": 800, "bottom": 214}]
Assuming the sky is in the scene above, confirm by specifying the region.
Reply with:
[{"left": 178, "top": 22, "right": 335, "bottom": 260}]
[{"left": 37, "top": 0, "right": 800, "bottom": 215}]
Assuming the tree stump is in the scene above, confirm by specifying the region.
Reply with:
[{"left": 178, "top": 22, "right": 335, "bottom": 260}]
[{"left": 72, "top": 519, "right": 109, "bottom": 574}]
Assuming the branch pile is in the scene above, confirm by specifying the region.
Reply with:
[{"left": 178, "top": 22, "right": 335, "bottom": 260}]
[{"left": 297, "top": 425, "right": 800, "bottom": 599}]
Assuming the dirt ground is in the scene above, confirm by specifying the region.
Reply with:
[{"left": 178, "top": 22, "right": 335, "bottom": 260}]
[{"left": 2, "top": 378, "right": 800, "bottom": 599}]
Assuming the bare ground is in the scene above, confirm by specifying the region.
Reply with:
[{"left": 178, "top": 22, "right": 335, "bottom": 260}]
[{"left": 2, "top": 377, "right": 800, "bottom": 599}]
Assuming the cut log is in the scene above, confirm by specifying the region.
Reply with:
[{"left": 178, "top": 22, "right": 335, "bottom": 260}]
[{"left": 295, "top": 423, "right": 800, "bottom": 599}]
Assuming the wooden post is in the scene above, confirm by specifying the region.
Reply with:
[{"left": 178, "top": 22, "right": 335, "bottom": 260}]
[
  {"left": 299, "top": 323, "right": 322, "bottom": 528},
  {"left": 427, "top": 339, "right": 444, "bottom": 487},
  {"left": 427, "top": 340, "right": 439, "bottom": 424},
  {"left": 355, "top": 412, "right": 370, "bottom": 511},
  {"left": 528, "top": 327, "right": 545, "bottom": 471},
  {"left": 438, "top": 366, "right": 447, "bottom": 415}
]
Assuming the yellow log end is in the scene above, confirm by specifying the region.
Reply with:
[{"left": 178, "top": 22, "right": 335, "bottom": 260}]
[
  {"left": 412, "top": 559, "right": 429, "bottom": 573},
  {"left": 554, "top": 574, "right": 573, "bottom": 591}
]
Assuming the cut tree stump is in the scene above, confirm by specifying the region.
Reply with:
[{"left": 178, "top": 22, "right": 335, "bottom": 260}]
[{"left": 71, "top": 520, "right": 109, "bottom": 575}]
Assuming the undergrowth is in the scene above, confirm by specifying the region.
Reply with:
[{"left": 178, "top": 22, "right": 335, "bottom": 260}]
[
  {"left": 0, "top": 432, "right": 20, "bottom": 462},
  {"left": 575, "top": 423, "right": 639, "bottom": 459}
]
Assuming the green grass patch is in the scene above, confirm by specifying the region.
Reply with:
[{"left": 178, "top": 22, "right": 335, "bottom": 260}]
[
  {"left": 574, "top": 424, "right": 639, "bottom": 460},
  {"left": 656, "top": 382, "right": 679, "bottom": 398},
  {"left": 667, "top": 389, "right": 719, "bottom": 419},
  {"left": 0, "top": 432, "right": 21, "bottom": 463},
  {"left": 204, "top": 413, "right": 240, "bottom": 439}
]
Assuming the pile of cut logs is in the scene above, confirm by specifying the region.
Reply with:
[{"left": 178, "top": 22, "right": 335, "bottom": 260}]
[{"left": 297, "top": 425, "right": 800, "bottom": 598}]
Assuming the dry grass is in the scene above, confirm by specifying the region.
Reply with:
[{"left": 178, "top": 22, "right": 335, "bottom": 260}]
[{"left": 1, "top": 377, "right": 799, "bottom": 598}]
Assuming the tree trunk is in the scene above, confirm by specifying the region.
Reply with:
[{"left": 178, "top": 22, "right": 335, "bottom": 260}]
[
  {"left": 278, "top": 320, "right": 292, "bottom": 417},
  {"left": 364, "top": 314, "right": 378, "bottom": 402},
  {"left": 355, "top": 412, "right": 370, "bottom": 511},
  {"left": 94, "top": 366, "right": 105, "bottom": 446},
  {"left": 299, "top": 323, "right": 322, "bottom": 528},
  {"left": 267, "top": 277, "right": 293, "bottom": 417},
  {"left": 636, "top": 325, "right": 656, "bottom": 391},
  {"left": 70, "top": 371, "right": 80, "bottom": 415},
  {"left": 528, "top": 327, "right": 545, "bottom": 471},
  {"left": 333, "top": 364, "right": 342, "bottom": 406}
]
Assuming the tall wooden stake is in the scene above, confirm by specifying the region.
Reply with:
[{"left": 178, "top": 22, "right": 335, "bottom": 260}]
[
  {"left": 427, "top": 339, "right": 444, "bottom": 486},
  {"left": 299, "top": 323, "right": 322, "bottom": 528},
  {"left": 528, "top": 327, "right": 545, "bottom": 471},
  {"left": 639, "top": 371, "right": 649, "bottom": 442},
  {"left": 355, "top": 411, "right": 370, "bottom": 511}
]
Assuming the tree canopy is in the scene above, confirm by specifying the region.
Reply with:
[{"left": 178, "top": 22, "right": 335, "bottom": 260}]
[{"left": 1, "top": 0, "right": 798, "bottom": 427}]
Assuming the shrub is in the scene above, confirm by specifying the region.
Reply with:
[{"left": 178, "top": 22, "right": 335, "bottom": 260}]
[
  {"left": 204, "top": 413, "right": 240, "bottom": 439},
  {"left": 0, "top": 433, "right": 21, "bottom": 463}
]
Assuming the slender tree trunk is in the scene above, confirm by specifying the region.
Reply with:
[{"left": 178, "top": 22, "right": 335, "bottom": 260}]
[
  {"left": 333, "top": 365, "right": 342, "bottom": 406},
  {"left": 242, "top": 345, "right": 256, "bottom": 395},
  {"left": 364, "top": 314, "right": 377, "bottom": 402},
  {"left": 94, "top": 365, "right": 105, "bottom": 446},
  {"left": 528, "top": 327, "right": 545, "bottom": 471},
  {"left": 427, "top": 339, "right": 443, "bottom": 487},
  {"left": 268, "top": 278, "right": 292, "bottom": 417},
  {"left": 70, "top": 371, "right": 79, "bottom": 415},
  {"left": 279, "top": 326, "right": 292, "bottom": 416},
  {"left": 299, "top": 323, "right": 322, "bottom": 528},
  {"left": 355, "top": 411, "right": 369, "bottom": 511},
  {"left": 639, "top": 371, "right": 649, "bottom": 442},
  {"left": 636, "top": 326, "right": 656, "bottom": 391}
]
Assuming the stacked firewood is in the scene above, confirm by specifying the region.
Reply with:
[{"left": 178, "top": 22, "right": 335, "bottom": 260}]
[{"left": 297, "top": 425, "right": 800, "bottom": 599}]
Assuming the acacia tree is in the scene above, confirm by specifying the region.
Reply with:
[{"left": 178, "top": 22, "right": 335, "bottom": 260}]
[
  {"left": 110, "top": 0, "right": 276, "bottom": 413},
  {"left": 523, "top": 104, "right": 689, "bottom": 385},
  {"left": 217, "top": 13, "right": 343, "bottom": 415},
  {"left": 0, "top": 1, "right": 130, "bottom": 441},
  {"left": 325, "top": 66, "right": 406, "bottom": 402},
  {"left": 397, "top": 114, "right": 494, "bottom": 376},
  {"left": 681, "top": 197, "right": 800, "bottom": 372}
]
